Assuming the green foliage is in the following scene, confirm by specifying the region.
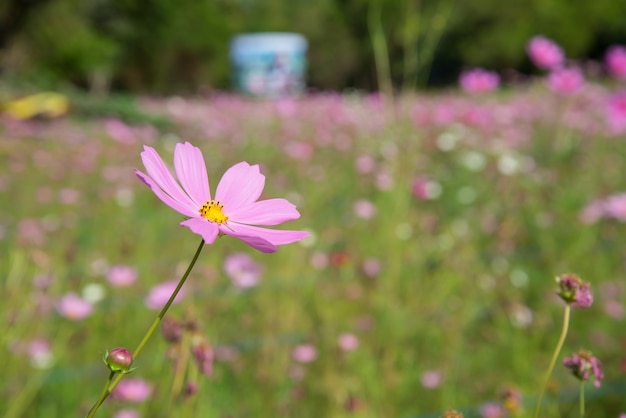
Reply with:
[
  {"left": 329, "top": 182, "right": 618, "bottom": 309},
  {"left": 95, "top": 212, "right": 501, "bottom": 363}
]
[{"left": 2, "top": 0, "right": 626, "bottom": 91}]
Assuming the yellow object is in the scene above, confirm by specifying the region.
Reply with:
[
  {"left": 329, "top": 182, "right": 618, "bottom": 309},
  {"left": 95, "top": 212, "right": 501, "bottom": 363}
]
[{"left": 3, "top": 92, "right": 69, "bottom": 120}]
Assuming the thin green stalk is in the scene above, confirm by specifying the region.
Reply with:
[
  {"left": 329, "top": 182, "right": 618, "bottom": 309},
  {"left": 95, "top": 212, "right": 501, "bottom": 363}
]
[
  {"left": 368, "top": 0, "right": 393, "bottom": 99},
  {"left": 533, "top": 304, "right": 571, "bottom": 418},
  {"left": 86, "top": 239, "right": 205, "bottom": 418},
  {"left": 579, "top": 380, "right": 585, "bottom": 418}
]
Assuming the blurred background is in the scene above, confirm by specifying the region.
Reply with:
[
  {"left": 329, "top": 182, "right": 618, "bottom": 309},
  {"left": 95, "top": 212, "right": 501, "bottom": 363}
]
[
  {"left": 2, "top": 1, "right": 626, "bottom": 418},
  {"left": 1, "top": 0, "right": 626, "bottom": 94}
]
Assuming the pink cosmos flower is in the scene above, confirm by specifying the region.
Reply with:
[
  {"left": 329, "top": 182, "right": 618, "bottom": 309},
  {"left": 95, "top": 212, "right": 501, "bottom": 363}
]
[
  {"left": 56, "top": 292, "right": 94, "bottom": 320},
  {"left": 420, "top": 370, "right": 443, "bottom": 389},
  {"left": 292, "top": 344, "right": 317, "bottom": 363},
  {"left": 604, "top": 193, "right": 626, "bottom": 220},
  {"left": 145, "top": 280, "right": 186, "bottom": 310},
  {"left": 459, "top": 68, "right": 500, "bottom": 94},
  {"left": 135, "top": 142, "right": 308, "bottom": 253},
  {"left": 607, "top": 91, "right": 626, "bottom": 135},
  {"left": 605, "top": 45, "right": 626, "bottom": 80},
  {"left": 546, "top": 67, "right": 585, "bottom": 95},
  {"left": 113, "top": 409, "right": 140, "bottom": 418},
  {"left": 337, "top": 333, "right": 359, "bottom": 352},
  {"left": 223, "top": 252, "right": 263, "bottom": 288},
  {"left": 106, "top": 265, "right": 138, "bottom": 287},
  {"left": 527, "top": 36, "right": 564, "bottom": 70},
  {"left": 112, "top": 378, "right": 152, "bottom": 402}
]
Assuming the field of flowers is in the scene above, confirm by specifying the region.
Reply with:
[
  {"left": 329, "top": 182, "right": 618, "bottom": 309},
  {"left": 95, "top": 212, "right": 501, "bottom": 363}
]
[{"left": 2, "top": 38, "right": 626, "bottom": 418}]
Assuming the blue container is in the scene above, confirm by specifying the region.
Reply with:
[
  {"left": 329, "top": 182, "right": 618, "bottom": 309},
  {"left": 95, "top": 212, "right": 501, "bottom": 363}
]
[{"left": 230, "top": 33, "right": 308, "bottom": 98}]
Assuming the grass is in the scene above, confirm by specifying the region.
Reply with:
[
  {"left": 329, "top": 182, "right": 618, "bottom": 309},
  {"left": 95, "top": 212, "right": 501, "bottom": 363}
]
[{"left": 0, "top": 85, "right": 625, "bottom": 417}]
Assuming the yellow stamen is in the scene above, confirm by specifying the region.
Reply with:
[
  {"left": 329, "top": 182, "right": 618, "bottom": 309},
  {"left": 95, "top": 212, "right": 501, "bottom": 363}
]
[{"left": 200, "top": 200, "right": 229, "bottom": 224}]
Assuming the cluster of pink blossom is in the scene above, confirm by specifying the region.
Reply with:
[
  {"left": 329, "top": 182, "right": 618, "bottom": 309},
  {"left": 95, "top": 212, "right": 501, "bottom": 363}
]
[{"left": 580, "top": 192, "right": 626, "bottom": 224}]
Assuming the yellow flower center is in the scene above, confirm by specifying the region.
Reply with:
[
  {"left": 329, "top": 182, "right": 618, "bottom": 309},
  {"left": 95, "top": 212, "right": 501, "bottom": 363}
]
[{"left": 200, "top": 200, "right": 229, "bottom": 224}]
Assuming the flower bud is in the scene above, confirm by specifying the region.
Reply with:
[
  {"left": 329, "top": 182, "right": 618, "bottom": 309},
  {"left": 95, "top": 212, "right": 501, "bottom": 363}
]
[
  {"left": 442, "top": 409, "right": 463, "bottom": 418},
  {"left": 556, "top": 273, "right": 593, "bottom": 308},
  {"left": 105, "top": 347, "right": 134, "bottom": 373},
  {"left": 563, "top": 349, "right": 603, "bottom": 388}
]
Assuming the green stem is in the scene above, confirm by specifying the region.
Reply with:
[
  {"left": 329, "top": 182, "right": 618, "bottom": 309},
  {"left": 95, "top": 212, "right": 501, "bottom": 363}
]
[
  {"left": 85, "top": 371, "right": 116, "bottom": 418},
  {"left": 368, "top": 0, "right": 393, "bottom": 99},
  {"left": 533, "top": 304, "right": 571, "bottom": 418},
  {"left": 579, "top": 380, "right": 585, "bottom": 418},
  {"left": 86, "top": 239, "right": 205, "bottom": 418}
]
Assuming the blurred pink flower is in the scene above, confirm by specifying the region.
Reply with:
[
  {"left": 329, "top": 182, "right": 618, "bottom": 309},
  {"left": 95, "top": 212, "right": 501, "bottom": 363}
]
[
  {"left": 292, "top": 344, "right": 317, "bottom": 363},
  {"left": 480, "top": 402, "right": 505, "bottom": 418},
  {"left": 337, "top": 333, "right": 359, "bottom": 352},
  {"left": 58, "top": 188, "right": 80, "bottom": 205},
  {"left": 527, "top": 35, "right": 564, "bottom": 70},
  {"left": 547, "top": 67, "right": 585, "bottom": 95},
  {"left": 145, "top": 280, "right": 186, "bottom": 310},
  {"left": 107, "top": 265, "right": 138, "bottom": 287},
  {"left": 579, "top": 199, "right": 605, "bottom": 224},
  {"left": 56, "top": 292, "right": 93, "bottom": 320},
  {"left": 606, "top": 91, "right": 626, "bottom": 135},
  {"left": 135, "top": 142, "right": 309, "bottom": 253},
  {"left": 353, "top": 199, "right": 377, "bottom": 219},
  {"left": 223, "top": 253, "right": 263, "bottom": 288},
  {"left": 563, "top": 349, "right": 604, "bottom": 388},
  {"left": 604, "top": 193, "right": 626, "bottom": 221},
  {"left": 459, "top": 68, "right": 500, "bottom": 94},
  {"left": 603, "top": 299, "right": 625, "bottom": 320},
  {"left": 362, "top": 258, "right": 381, "bottom": 278},
  {"left": 27, "top": 338, "right": 54, "bottom": 368},
  {"left": 105, "top": 119, "right": 135, "bottom": 144},
  {"left": 420, "top": 370, "right": 443, "bottom": 389},
  {"left": 355, "top": 154, "right": 376, "bottom": 174},
  {"left": 605, "top": 45, "right": 626, "bottom": 80},
  {"left": 113, "top": 409, "right": 140, "bottom": 418},
  {"left": 112, "top": 378, "right": 152, "bottom": 402}
]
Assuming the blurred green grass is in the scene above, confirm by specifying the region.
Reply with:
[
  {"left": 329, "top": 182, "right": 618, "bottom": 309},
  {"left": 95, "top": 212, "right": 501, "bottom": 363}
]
[{"left": 0, "top": 89, "right": 625, "bottom": 417}]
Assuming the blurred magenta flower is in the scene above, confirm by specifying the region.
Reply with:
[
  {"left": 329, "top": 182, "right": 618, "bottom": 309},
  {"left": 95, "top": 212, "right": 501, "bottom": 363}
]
[
  {"left": 607, "top": 91, "right": 626, "bottom": 135},
  {"left": 56, "top": 292, "right": 94, "bottom": 320},
  {"left": 112, "top": 378, "right": 153, "bottom": 402},
  {"left": 527, "top": 35, "right": 564, "bottom": 70},
  {"left": 223, "top": 253, "right": 263, "bottom": 288},
  {"left": 106, "top": 265, "right": 138, "bottom": 287},
  {"left": 145, "top": 280, "right": 186, "bottom": 310},
  {"left": 459, "top": 68, "right": 500, "bottom": 94},
  {"left": 135, "top": 142, "right": 309, "bottom": 253},
  {"left": 605, "top": 45, "right": 626, "bottom": 80},
  {"left": 546, "top": 67, "right": 585, "bottom": 95},
  {"left": 292, "top": 344, "right": 317, "bottom": 363},
  {"left": 563, "top": 349, "right": 604, "bottom": 388}
]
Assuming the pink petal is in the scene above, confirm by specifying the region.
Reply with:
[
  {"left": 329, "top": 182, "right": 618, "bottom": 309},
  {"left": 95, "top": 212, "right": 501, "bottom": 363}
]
[
  {"left": 221, "top": 223, "right": 309, "bottom": 247},
  {"left": 180, "top": 218, "right": 220, "bottom": 244},
  {"left": 234, "top": 235, "right": 278, "bottom": 253},
  {"left": 174, "top": 142, "right": 211, "bottom": 206},
  {"left": 135, "top": 169, "right": 197, "bottom": 217},
  {"left": 215, "top": 162, "right": 265, "bottom": 209},
  {"left": 227, "top": 198, "right": 301, "bottom": 225},
  {"left": 139, "top": 146, "right": 197, "bottom": 211}
]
